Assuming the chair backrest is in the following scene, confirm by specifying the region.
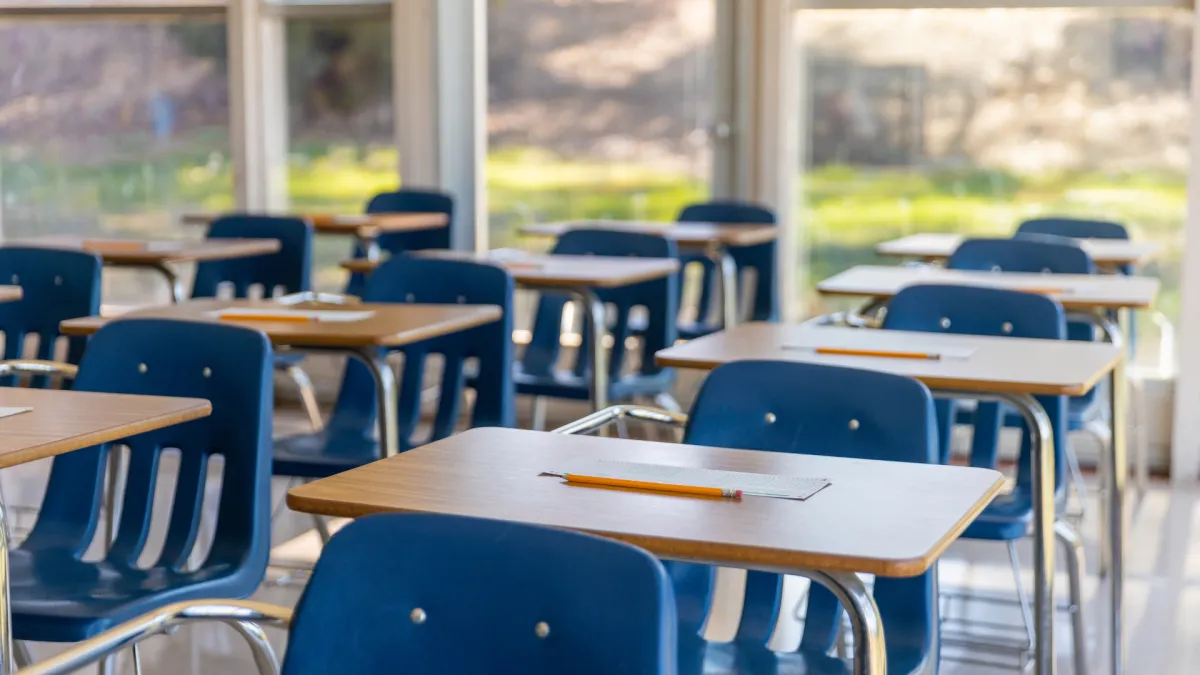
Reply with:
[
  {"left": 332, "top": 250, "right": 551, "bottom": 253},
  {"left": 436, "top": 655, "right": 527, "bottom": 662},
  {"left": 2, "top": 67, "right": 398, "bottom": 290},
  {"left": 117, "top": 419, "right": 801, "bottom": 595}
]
[
  {"left": 0, "top": 247, "right": 101, "bottom": 381},
  {"left": 882, "top": 284, "right": 1068, "bottom": 491},
  {"left": 682, "top": 360, "right": 939, "bottom": 670},
  {"left": 192, "top": 215, "right": 313, "bottom": 299},
  {"left": 948, "top": 237, "right": 1095, "bottom": 275},
  {"left": 365, "top": 188, "right": 454, "bottom": 253},
  {"left": 282, "top": 513, "right": 676, "bottom": 675},
  {"left": 326, "top": 257, "right": 515, "bottom": 452},
  {"left": 23, "top": 319, "right": 273, "bottom": 587},
  {"left": 522, "top": 229, "right": 678, "bottom": 383},
  {"left": 676, "top": 200, "right": 778, "bottom": 323},
  {"left": 1017, "top": 216, "right": 1129, "bottom": 241}
]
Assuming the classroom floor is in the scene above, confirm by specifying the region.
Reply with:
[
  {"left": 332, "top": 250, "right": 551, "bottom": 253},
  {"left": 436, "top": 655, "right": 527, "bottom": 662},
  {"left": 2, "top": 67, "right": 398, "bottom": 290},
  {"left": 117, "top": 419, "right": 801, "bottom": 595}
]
[{"left": 4, "top": 402, "right": 1197, "bottom": 674}]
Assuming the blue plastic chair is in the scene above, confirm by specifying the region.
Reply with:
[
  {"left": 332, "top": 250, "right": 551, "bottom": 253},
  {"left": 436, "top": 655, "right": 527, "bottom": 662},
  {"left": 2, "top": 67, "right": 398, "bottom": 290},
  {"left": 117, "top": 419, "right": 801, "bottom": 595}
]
[
  {"left": 274, "top": 257, "right": 515, "bottom": 480},
  {"left": 948, "top": 237, "right": 1099, "bottom": 507},
  {"left": 516, "top": 229, "right": 678, "bottom": 410},
  {"left": 676, "top": 201, "right": 778, "bottom": 339},
  {"left": 11, "top": 318, "right": 274, "bottom": 642},
  {"left": 672, "top": 360, "right": 940, "bottom": 675},
  {"left": 13, "top": 513, "right": 678, "bottom": 675},
  {"left": 882, "top": 284, "right": 1087, "bottom": 673},
  {"left": 282, "top": 513, "right": 676, "bottom": 675},
  {"left": 345, "top": 189, "right": 454, "bottom": 296},
  {"left": 0, "top": 247, "right": 101, "bottom": 387},
  {"left": 191, "top": 215, "right": 322, "bottom": 428}
]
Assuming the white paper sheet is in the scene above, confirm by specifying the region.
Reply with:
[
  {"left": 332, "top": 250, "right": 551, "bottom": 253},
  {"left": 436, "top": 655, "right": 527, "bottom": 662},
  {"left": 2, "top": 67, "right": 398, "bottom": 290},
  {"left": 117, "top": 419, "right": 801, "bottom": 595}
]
[
  {"left": 206, "top": 308, "right": 375, "bottom": 323},
  {"left": 0, "top": 407, "right": 32, "bottom": 420},
  {"left": 549, "top": 459, "right": 831, "bottom": 501}
]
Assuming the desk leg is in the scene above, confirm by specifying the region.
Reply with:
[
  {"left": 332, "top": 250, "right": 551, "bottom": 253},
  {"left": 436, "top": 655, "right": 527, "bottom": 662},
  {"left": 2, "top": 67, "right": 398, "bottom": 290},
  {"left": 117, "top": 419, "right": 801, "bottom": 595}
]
[
  {"left": 804, "top": 570, "right": 886, "bottom": 675},
  {"left": 1108, "top": 308, "right": 1130, "bottom": 675},
  {"left": 572, "top": 289, "right": 609, "bottom": 412},
  {"left": 941, "top": 389, "right": 1056, "bottom": 675},
  {"left": 346, "top": 348, "right": 400, "bottom": 457},
  {"left": 0, "top": 491, "right": 12, "bottom": 675},
  {"left": 147, "top": 262, "right": 185, "bottom": 304},
  {"left": 361, "top": 236, "right": 382, "bottom": 262},
  {"left": 713, "top": 247, "right": 739, "bottom": 330}
]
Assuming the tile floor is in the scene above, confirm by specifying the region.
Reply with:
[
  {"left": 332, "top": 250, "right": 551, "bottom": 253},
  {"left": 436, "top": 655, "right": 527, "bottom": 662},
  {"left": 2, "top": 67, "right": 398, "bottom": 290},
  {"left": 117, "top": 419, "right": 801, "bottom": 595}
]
[{"left": 4, "top": 402, "right": 1196, "bottom": 674}]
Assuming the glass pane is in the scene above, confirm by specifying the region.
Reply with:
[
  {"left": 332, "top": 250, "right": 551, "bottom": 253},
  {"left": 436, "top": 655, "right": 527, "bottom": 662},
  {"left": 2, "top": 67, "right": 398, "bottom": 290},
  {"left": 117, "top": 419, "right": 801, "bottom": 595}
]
[
  {"left": 797, "top": 8, "right": 1188, "bottom": 367},
  {"left": 487, "top": 0, "right": 717, "bottom": 250},
  {"left": 285, "top": 16, "right": 394, "bottom": 289},
  {"left": 0, "top": 18, "right": 231, "bottom": 304}
]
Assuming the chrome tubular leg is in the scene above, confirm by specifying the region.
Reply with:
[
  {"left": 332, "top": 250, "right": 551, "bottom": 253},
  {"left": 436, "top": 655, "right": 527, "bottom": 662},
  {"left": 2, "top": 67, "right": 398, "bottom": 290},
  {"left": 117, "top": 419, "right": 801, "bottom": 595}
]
[
  {"left": 714, "top": 247, "right": 739, "bottom": 329},
  {"left": 285, "top": 365, "right": 323, "bottom": 431},
  {"left": 229, "top": 620, "right": 282, "bottom": 675},
  {"left": 1108, "top": 308, "right": 1130, "bottom": 675},
  {"left": 0, "top": 493, "right": 11, "bottom": 675},
  {"left": 573, "top": 289, "right": 609, "bottom": 412},
  {"left": 1055, "top": 519, "right": 1088, "bottom": 675},
  {"left": 131, "top": 644, "right": 143, "bottom": 675},
  {"left": 105, "top": 446, "right": 122, "bottom": 547},
  {"left": 149, "top": 261, "right": 185, "bottom": 303},
  {"left": 347, "top": 348, "right": 400, "bottom": 457},
  {"left": 531, "top": 396, "right": 548, "bottom": 431},
  {"left": 1007, "top": 541, "right": 1036, "bottom": 651},
  {"left": 995, "top": 391, "right": 1057, "bottom": 675},
  {"left": 12, "top": 642, "right": 30, "bottom": 669},
  {"left": 362, "top": 237, "right": 382, "bottom": 262},
  {"left": 311, "top": 513, "right": 331, "bottom": 545},
  {"left": 98, "top": 656, "right": 113, "bottom": 675},
  {"left": 803, "top": 570, "right": 886, "bottom": 675}
]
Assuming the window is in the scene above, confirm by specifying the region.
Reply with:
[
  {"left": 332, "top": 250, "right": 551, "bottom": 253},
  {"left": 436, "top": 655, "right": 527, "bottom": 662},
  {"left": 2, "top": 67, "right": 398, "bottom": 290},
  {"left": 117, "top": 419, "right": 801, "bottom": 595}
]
[
  {"left": 796, "top": 7, "right": 1188, "bottom": 366},
  {"left": 285, "top": 15, "right": 395, "bottom": 289},
  {"left": 0, "top": 17, "right": 231, "bottom": 303},
  {"left": 487, "top": 0, "right": 718, "bottom": 250}
]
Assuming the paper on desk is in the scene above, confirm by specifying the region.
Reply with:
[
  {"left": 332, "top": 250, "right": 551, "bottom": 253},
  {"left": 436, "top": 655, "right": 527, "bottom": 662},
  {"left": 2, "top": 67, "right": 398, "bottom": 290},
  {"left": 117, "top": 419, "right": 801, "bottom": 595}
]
[
  {"left": 782, "top": 340, "right": 975, "bottom": 360},
  {"left": 207, "top": 308, "right": 375, "bottom": 323},
  {"left": 0, "top": 407, "right": 32, "bottom": 419},
  {"left": 550, "top": 459, "right": 831, "bottom": 501}
]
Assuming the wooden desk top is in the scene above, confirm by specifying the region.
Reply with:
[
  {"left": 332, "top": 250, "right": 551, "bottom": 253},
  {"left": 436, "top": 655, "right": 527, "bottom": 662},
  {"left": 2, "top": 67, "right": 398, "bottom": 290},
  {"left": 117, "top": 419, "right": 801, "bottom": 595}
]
[
  {"left": 287, "top": 428, "right": 1003, "bottom": 577},
  {"left": 876, "top": 233, "right": 1161, "bottom": 267},
  {"left": 342, "top": 251, "right": 680, "bottom": 289},
  {"left": 15, "top": 237, "right": 281, "bottom": 265},
  {"left": 817, "top": 264, "right": 1159, "bottom": 310},
  {"left": 656, "top": 323, "right": 1122, "bottom": 397},
  {"left": 181, "top": 212, "right": 448, "bottom": 237},
  {"left": 0, "top": 286, "right": 21, "bottom": 303},
  {"left": 58, "top": 299, "right": 502, "bottom": 348},
  {"left": 521, "top": 220, "right": 779, "bottom": 247},
  {"left": 0, "top": 388, "right": 210, "bottom": 469}
]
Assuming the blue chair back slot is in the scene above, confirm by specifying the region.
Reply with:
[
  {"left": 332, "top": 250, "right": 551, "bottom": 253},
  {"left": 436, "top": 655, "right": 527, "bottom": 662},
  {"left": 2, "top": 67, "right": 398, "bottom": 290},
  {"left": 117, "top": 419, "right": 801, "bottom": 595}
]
[
  {"left": 0, "top": 247, "right": 101, "bottom": 386},
  {"left": 678, "top": 360, "right": 939, "bottom": 673},
  {"left": 192, "top": 215, "right": 313, "bottom": 299},
  {"left": 676, "top": 201, "right": 778, "bottom": 335},
  {"left": 521, "top": 229, "right": 677, "bottom": 388},
  {"left": 281, "top": 513, "right": 676, "bottom": 675},
  {"left": 883, "top": 284, "right": 1068, "bottom": 495},
  {"left": 19, "top": 319, "right": 272, "bottom": 611},
  {"left": 324, "top": 257, "right": 515, "bottom": 455}
]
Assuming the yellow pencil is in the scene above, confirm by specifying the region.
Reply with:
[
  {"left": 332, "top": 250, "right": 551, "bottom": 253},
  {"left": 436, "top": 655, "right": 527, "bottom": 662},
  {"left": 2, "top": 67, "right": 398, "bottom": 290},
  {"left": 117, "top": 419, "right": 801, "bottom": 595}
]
[
  {"left": 813, "top": 346, "right": 939, "bottom": 361},
  {"left": 218, "top": 312, "right": 315, "bottom": 323},
  {"left": 563, "top": 473, "right": 741, "bottom": 499}
]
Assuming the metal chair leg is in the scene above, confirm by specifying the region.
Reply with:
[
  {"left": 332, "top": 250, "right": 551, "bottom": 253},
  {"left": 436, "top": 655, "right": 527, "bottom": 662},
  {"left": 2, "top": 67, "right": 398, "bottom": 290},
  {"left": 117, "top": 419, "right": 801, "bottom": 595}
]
[
  {"left": 1056, "top": 519, "right": 1089, "bottom": 675},
  {"left": 13, "top": 641, "right": 32, "bottom": 668},
  {"left": 131, "top": 643, "right": 143, "bottom": 675},
  {"left": 531, "top": 396, "right": 548, "bottom": 431},
  {"left": 284, "top": 365, "right": 323, "bottom": 431},
  {"left": 1064, "top": 442, "right": 1090, "bottom": 523},
  {"left": 1007, "top": 541, "right": 1036, "bottom": 652},
  {"left": 311, "top": 513, "right": 331, "bottom": 545},
  {"left": 98, "top": 656, "right": 114, "bottom": 675}
]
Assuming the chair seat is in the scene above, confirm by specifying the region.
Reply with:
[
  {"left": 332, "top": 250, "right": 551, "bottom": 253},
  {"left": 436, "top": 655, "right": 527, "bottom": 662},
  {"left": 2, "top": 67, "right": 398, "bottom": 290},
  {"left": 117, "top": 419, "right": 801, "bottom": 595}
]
[
  {"left": 273, "top": 352, "right": 306, "bottom": 369},
  {"left": 515, "top": 366, "right": 675, "bottom": 401},
  {"left": 273, "top": 430, "right": 380, "bottom": 479},
  {"left": 703, "top": 641, "right": 931, "bottom": 675},
  {"left": 10, "top": 551, "right": 256, "bottom": 642},
  {"left": 963, "top": 487, "right": 1035, "bottom": 540},
  {"left": 679, "top": 321, "right": 721, "bottom": 341}
]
